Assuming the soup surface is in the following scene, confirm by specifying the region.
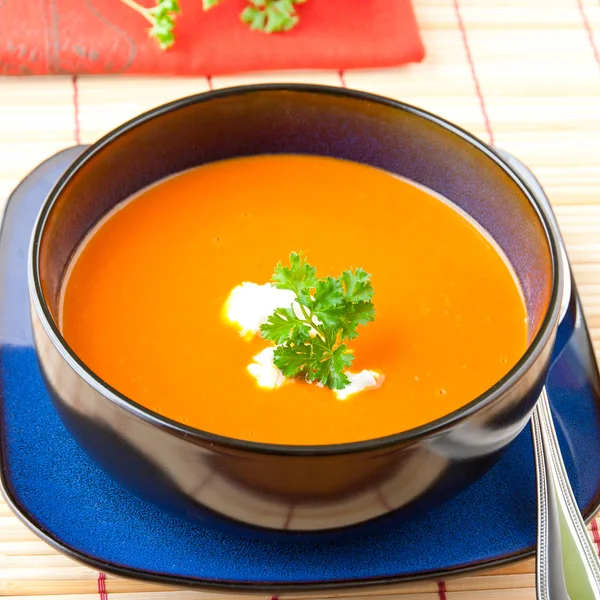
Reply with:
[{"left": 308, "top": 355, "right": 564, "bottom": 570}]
[{"left": 60, "top": 155, "right": 527, "bottom": 445}]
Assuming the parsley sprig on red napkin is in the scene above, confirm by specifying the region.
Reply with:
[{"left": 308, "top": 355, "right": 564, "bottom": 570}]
[{"left": 120, "top": 0, "right": 305, "bottom": 49}]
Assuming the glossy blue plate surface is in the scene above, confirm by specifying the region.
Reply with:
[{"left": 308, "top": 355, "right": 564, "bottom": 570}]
[{"left": 1, "top": 147, "right": 600, "bottom": 591}]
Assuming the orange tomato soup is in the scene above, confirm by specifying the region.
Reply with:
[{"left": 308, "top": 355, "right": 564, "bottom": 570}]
[{"left": 60, "top": 155, "right": 527, "bottom": 445}]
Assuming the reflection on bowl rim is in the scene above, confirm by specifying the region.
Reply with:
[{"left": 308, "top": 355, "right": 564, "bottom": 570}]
[{"left": 27, "top": 83, "right": 563, "bottom": 456}]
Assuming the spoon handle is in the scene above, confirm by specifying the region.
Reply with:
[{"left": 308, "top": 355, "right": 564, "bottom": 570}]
[{"left": 532, "top": 387, "right": 600, "bottom": 600}]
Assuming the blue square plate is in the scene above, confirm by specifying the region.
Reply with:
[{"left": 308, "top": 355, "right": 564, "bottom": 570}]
[{"left": 1, "top": 147, "right": 600, "bottom": 592}]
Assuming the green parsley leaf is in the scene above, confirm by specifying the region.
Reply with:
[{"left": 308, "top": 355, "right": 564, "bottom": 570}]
[
  {"left": 240, "top": 0, "right": 302, "bottom": 33},
  {"left": 313, "top": 276, "right": 344, "bottom": 309},
  {"left": 273, "top": 343, "right": 314, "bottom": 378},
  {"left": 260, "top": 307, "right": 310, "bottom": 346},
  {"left": 260, "top": 252, "right": 375, "bottom": 391},
  {"left": 340, "top": 301, "right": 376, "bottom": 341},
  {"left": 146, "top": 0, "right": 180, "bottom": 50},
  {"left": 313, "top": 305, "right": 346, "bottom": 330},
  {"left": 341, "top": 268, "right": 374, "bottom": 303},
  {"left": 240, "top": 5, "right": 267, "bottom": 30},
  {"left": 271, "top": 251, "right": 317, "bottom": 305},
  {"left": 311, "top": 340, "right": 353, "bottom": 389}
]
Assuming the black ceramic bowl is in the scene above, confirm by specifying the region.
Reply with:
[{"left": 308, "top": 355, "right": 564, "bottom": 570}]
[{"left": 28, "top": 84, "right": 562, "bottom": 536}]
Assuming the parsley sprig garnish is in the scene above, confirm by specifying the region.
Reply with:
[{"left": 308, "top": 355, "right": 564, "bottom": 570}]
[
  {"left": 260, "top": 253, "right": 376, "bottom": 391},
  {"left": 119, "top": 0, "right": 181, "bottom": 50},
  {"left": 120, "top": 0, "right": 304, "bottom": 51},
  {"left": 240, "top": 0, "right": 305, "bottom": 33}
]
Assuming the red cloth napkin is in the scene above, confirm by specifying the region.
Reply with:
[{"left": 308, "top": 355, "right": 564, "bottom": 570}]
[{"left": 0, "top": 0, "right": 424, "bottom": 76}]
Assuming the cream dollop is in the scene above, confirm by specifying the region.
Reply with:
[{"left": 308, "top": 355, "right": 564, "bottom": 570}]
[
  {"left": 223, "top": 282, "right": 295, "bottom": 338},
  {"left": 335, "top": 370, "right": 383, "bottom": 400},
  {"left": 247, "top": 346, "right": 288, "bottom": 389}
]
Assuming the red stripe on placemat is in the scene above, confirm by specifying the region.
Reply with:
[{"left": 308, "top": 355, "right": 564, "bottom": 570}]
[
  {"left": 71, "top": 74, "right": 81, "bottom": 145},
  {"left": 338, "top": 70, "right": 347, "bottom": 88},
  {"left": 97, "top": 571, "right": 108, "bottom": 599},
  {"left": 576, "top": 0, "right": 600, "bottom": 69},
  {"left": 437, "top": 580, "right": 447, "bottom": 599},
  {"left": 591, "top": 519, "right": 600, "bottom": 556},
  {"left": 452, "top": 0, "right": 494, "bottom": 146}
]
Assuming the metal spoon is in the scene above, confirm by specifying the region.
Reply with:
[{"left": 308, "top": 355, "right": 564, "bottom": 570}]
[{"left": 500, "top": 151, "right": 600, "bottom": 600}]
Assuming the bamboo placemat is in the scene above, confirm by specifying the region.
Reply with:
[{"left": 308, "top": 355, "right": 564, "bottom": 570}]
[{"left": 2, "top": 0, "right": 600, "bottom": 597}]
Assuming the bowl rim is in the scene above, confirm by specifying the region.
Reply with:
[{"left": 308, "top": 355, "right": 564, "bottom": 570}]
[{"left": 28, "top": 83, "right": 563, "bottom": 456}]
